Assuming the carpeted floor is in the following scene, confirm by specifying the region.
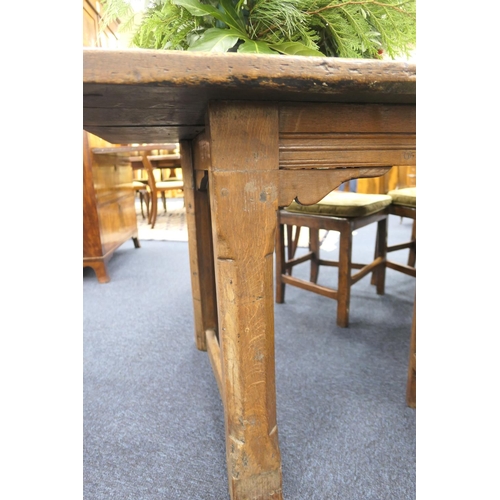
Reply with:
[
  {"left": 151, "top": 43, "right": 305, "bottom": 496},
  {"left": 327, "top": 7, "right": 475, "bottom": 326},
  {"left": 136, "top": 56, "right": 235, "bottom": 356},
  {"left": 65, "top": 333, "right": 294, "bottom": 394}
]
[{"left": 83, "top": 212, "right": 416, "bottom": 500}]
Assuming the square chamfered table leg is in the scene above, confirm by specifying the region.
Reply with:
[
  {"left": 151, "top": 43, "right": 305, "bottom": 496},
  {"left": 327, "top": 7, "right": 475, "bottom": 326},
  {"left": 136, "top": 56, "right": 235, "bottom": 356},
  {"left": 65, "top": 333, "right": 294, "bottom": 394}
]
[
  {"left": 207, "top": 101, "right": 283, "bottom": 500},
  {"left": 180, "top": 140, "right": 218, "bottom": 352},
  {"left": 406, "top": 297, "right": 416, "bottom": 408}
]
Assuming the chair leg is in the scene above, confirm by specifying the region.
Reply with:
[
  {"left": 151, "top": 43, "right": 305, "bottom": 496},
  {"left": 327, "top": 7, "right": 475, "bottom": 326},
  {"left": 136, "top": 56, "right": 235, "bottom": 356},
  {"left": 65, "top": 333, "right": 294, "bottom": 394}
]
[
  {"left": 144, "top": 192, "right": 150, "bottom": 220},
  {"left": 161, "top": 191, "right": 167, "bottom": 213},
  {"left": 138, "top": 192, "right": 146, "bottom": 219},
  {"left": 374, "top": 217, "right": 387, "bottom": 295},
  {"left": 370, "top": 223, "right": 380, "bottom": 287},
  {"left": 408, "top": 219, "right": 416, "bottom": 267},
  {"left": 309, "top": 227, "right": 320, "bottom": 284},
  {"left": 137, "top": 191, "right": 151, "bottom": 220},
  {"left": 275, "top": 221, "right": 286, "bottom": 304},
  {"left": 148, "top": 191, "right": 157, "bottom": 226},
  {"left": 286, "top": 224, "right": 300, "bottom": 263},
  {"left": 337, "top": 223, "right": 352, "bottom": 328},
  {"left": 406, "top": 298, "right": 416, "bottom": 408}
]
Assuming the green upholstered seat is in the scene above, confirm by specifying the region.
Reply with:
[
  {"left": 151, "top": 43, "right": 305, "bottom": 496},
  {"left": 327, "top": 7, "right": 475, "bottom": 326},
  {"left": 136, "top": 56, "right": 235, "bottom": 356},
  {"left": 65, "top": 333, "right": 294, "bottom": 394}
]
[
  {"left": 387, "top": 187, "right": 416, "bottom": 207},
  {"left": 285, "top": 191, "right": 392, "bottom": 218}
]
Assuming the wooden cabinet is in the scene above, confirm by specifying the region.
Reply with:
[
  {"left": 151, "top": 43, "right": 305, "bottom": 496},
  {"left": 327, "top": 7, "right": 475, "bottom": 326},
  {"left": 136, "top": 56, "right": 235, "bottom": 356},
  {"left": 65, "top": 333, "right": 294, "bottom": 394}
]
[
  {"left": 83, "top": 0, "right": 121, "bottom": 48},
  {"left": 83, "top": 0, "right": 139, "bottom": 282},
  {"left": 83, "top": 132, "right": 139, "bottom": 283}
]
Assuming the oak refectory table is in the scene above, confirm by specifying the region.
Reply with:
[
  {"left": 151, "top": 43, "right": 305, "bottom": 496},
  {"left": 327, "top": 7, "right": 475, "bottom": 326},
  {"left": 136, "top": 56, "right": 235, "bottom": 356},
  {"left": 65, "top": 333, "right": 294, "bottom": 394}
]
[{"left": 83, "top": 48, "right": 416, "bottom": 500}]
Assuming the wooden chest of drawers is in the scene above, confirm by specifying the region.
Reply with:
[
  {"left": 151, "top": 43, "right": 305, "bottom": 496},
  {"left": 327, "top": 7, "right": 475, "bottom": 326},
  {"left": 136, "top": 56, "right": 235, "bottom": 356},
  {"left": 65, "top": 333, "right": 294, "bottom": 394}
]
[{"left": 83, "top": 131, "right": 139, "bottom": 282}]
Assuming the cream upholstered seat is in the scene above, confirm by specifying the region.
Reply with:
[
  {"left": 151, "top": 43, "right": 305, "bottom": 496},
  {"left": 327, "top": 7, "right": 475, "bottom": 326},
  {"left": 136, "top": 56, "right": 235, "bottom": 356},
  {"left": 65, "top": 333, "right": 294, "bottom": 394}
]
[{"left": 275, "top": 191, "right": 391, "bottom": 328}]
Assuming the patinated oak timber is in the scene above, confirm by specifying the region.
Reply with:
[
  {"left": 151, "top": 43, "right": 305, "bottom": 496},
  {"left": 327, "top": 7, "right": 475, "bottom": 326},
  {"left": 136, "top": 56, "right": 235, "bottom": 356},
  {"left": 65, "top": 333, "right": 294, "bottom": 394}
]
[
  {"left": 83, "top": 48, "right": 416, "bottom": 500},
  {"left": 83, "top": 132, "right": 140, "bottom": 283}
]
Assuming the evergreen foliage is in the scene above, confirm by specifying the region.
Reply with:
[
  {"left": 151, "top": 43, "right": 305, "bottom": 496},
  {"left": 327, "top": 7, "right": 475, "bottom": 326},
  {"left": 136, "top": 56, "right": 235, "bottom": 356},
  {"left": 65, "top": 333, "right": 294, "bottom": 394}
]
[{"left": 100, "top": 0, "right": 415, "bottom": 59}]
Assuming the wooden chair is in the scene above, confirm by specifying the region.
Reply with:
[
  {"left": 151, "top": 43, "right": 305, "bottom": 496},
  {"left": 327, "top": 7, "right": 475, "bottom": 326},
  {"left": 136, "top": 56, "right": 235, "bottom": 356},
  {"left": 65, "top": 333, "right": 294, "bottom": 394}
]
[
  {"left": 130, "top": 152, "right": 184, "bottom": 228},
  {"left": 371, "top": 186, "right": 416, "bottom": 407},
  {"left": 275, "top": 191, "right": 392, "bottom": 327},
  {"left": 387, "top": 187, "right": 416, "bottom": 407},
  {"left": 132, "top": 180, "right": 150, "bottom": 220},
  {"left": 385, "top": 187, "right": 416, "bottom": 277},
  {"left": 155, "top": 166, "right": 184, "bottom": 215}
]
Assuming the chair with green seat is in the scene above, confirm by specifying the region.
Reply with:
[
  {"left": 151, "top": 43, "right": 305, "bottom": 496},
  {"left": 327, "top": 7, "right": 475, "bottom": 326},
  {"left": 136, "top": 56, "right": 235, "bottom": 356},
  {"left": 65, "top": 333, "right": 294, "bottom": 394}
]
[
  {"left": 275, "top": 190, "right": 392, "bottom": 328},
  {"left": 371, "top": 186, "right": 416, "bottom": 408},
  {"left": 386, "top": 187, "right": 416, "bottom": 277},
  {"left": 387, "top": 186, "right": 416, "bottom": 408}
]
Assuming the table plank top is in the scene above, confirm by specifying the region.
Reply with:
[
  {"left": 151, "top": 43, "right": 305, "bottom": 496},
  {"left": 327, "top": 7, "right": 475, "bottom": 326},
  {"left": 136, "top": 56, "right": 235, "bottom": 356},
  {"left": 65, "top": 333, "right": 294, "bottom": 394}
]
[{"left": 83, "top": 48, "right": 416, "bottom": 144}]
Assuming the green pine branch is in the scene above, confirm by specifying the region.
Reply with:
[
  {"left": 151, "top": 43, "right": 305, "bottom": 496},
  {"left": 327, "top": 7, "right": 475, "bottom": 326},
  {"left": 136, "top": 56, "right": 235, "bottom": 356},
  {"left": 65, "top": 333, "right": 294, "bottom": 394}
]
[{"left": 99, "top": 0, "right": 415, "bottom": 58}]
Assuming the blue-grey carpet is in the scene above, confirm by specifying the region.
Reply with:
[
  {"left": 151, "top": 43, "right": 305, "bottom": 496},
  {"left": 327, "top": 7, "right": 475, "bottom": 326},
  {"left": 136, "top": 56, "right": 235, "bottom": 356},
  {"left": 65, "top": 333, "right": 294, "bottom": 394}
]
[{"left": 83, "top": 214, "right": 416, "bottom": 499}]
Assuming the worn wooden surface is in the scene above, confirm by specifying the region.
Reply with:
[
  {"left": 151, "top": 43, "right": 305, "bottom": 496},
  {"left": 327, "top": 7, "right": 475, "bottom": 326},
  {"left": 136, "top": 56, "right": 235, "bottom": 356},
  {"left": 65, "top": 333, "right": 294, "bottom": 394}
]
[
  {"left": 207, "top": 102, "right": 283, "bottom": 499},
  {"left": 180, "top": 139, "right": 218, "bottom": 352},
  {"left": 83, "top": 48, "right": 416, "bottom": 500},
  {"left": 278, "top": 167, "right": 391, "bottom": 206},
  {"left": 83, "top": 49, "right": 415, "bottom": 144}
]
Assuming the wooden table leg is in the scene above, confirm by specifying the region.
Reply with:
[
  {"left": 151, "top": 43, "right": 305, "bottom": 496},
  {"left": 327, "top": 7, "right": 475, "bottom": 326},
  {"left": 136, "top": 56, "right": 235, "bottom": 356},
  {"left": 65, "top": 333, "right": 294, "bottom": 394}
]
[
  {"left": 180, "top": 140, "right": 218, "bottom": 352},
  {"left": 207, "top": 101, "right": 283, "bottom": 499},
  {"left": 406, "top": 297, "right": 416, "bottom": 408}
]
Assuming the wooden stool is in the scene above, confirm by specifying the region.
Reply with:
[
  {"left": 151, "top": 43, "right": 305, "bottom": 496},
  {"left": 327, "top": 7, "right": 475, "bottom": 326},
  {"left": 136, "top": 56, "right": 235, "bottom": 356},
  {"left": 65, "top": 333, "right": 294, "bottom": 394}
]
[{"left": 275, "top": 191, "right": 392, "bottom": 327}]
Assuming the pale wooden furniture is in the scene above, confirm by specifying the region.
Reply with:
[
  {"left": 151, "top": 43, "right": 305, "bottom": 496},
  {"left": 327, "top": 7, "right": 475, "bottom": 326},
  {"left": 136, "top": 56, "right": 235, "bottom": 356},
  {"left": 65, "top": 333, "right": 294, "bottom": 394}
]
[
  {"left": 83, "top": 1, "right": 137, "bottom": 283},
  {"left": 275, "top": 192, "right": 392, "bottom": 327},
  {"left": 83, "top": 0, "right": 120, "bottom": 49},
  {"left": 84, "top": 48, "right": 416, "bottom": 499},
  {"left": 93, "top": 146, "right": 181, "bottom": 233},
  {"left": 133, "top": 180, "right": 150, "bottom": 220},
  {"left": 357, "top": 165, "right": 416, "bottom": 194},
  {"left": 83, "top": 131, "right": 140, "bottom": 283},
  {"left": 129, "top": 150, "right": 184, "bottom": 228}
]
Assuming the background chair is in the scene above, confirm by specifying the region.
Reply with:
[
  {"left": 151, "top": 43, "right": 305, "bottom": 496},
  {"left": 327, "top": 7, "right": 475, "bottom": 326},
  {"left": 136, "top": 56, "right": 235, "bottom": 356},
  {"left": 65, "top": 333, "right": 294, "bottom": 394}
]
[
  {"left": 132, "top": 174, "right": 150, "bottom": 220},
  {"left": 154, "top": 166, "right": 184, "bottom": 215},
  {"left": 143, "top": 153, "right": 184, "bottom": 229},
  {"left": 275, "top": 190, "right": 392, "bottom": 327},
  {"left": 129, "top": 147, "right": 184, "bottom": 229},
  {"left": 386, "top": 186, "right": 416, "bottom": 408},
  {"left": 371, "top": 185, "right": 416, "bottom": 408},
  {"left": 386, "top": 187, "right": 416, "bottom": 277}
]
